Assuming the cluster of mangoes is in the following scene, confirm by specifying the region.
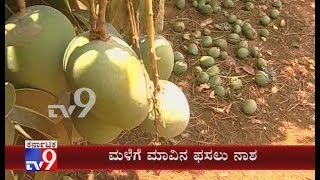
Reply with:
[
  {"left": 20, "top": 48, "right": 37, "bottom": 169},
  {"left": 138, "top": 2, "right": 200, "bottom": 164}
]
[{"left": 5, "top": 5, "right": 190, "bottom": 144}]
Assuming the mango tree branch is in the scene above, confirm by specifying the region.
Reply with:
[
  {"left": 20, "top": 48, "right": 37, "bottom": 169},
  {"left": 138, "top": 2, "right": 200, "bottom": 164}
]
[{"left": 145, "top": 0, "right": 165, "bottom": 133}]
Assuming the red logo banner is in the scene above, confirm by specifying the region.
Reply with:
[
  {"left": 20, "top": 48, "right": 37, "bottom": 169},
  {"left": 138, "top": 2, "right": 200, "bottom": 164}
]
[{"left": 5, "top": 145, "right": 314, "bottom": 170}]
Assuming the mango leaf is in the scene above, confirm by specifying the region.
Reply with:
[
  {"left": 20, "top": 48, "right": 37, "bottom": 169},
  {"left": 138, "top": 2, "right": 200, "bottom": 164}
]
[
  {"left": 14, "top": 123, "right": 32, "bottom": 140},
  {"left": 5, "top": 118, "right": 15, "bottom": 145},
  {"left": 72, "top": 125, "right": 84, "bottom": 143},
  {"left": 55, "top": 118, "right": 73, "bottom": 145},
  {"left": 5, "top": 82, "right": 16, "bottom": 117},
  {"left": 34, "top": 172, "right": 62, "bottom": 180},
  {"left": 9, "top": 105, "right": 58, "bottom": 139},
  {"left": 45, "top": 0, "right": 72, "bottom": 14},
  {"left": 72, "top": 9, "right": 91, "bottom": 30},
  {"left": 15, "top": 88, "right": 58, "bottom": 117},
  {"left": 107, "top": 0, "right": 130, "bottom": 34},
  {"left": 76, "top": 0, "right": 89, "bottom": 9},
  {"left": 5, "top": 171, "right": 16, "bottom": 180}
]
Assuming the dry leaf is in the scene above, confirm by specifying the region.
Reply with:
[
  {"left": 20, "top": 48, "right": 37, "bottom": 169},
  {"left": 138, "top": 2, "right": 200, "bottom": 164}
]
[
  {"left": 9, "top": 105, "right": 58, "bottom": 139},
  {"left": 261, "top": 5, "right": 268, "bottom": 10},
  {"left": 197, "top": 84, "right": 210, "bottom": 92},
  {"left": 218, "top": 172, "right": 229, "bottom": 177},
  {"left": 309, "top": 64, "right": 315, "bottom": 70},
  {"left": 250, "top": 119, "right": 263, "bottom": 124},
  {"left": 257, "top": 98, "right": 266, "bottom": 106},
  {"left": 180, "top": 133, "right": 190, "bottom": 138},
  {"left": 177, "top": 81, "right": 189, "bottom": 89},
  {"left": 107, "top": 0, "right": 130, "bottom": 33},
  {"left": 214, "top": 24, "right": 224, "bottom": 31},
  {"left": 249, "top": 86, "right": 258, "bottom": 97},
  {"left": 306, "top": 82, "right": 315, "bottom": 92},
  {"left": 5, "top": 118, "right": 15, "bottom": 145},
  {"left": 271, "top": 86, "right": 278, "bottom": 93},
  {"left": 225, "top": 56, "right": 237, "bottom": 67},
  {"left": 224, "top": 103, "right": 233, "bottom": 114},
  {"left": 14, "top": 123, "right": 32, "bottom": 140},
  {"left": 200, "top": 130, "right": 208, "bottom": 135},
  {"left": 241, "top": 65, "right": 255, "bottom": 75},
  {"left": 282, "top": 66, "right": 296, "bottom": 77},
  {"left": 235, "top": 67, "right": 242, "bottom": 73},
  {"left": 201, "top": 18, "right": 213, "bottom": 27},
  {"left": 15, "top": 88, "right": 58, "bottom": 118},
  {"left": 266, "top": 50, "right": 273, "bottom": 56},
  {"left": 76, "top": 0, "right": 88, "bottom": 10},
  {"left": 298, "top": 65, "right": 308, "bottom": 76},
  {"left": 5, "top": 82, "right": 16, "bottom": 117},
  {"left": 5, "top": 171, "right": 16, "bottom": 180},
  {"left": 212, "top": 107, "right": 225, "bottom": 113},
  {"left": 209, "top": 90, "right": 215, "bottom": 99},
  {"left": 34, "top": 172, "right": 62, "bottom": 180},
  {"left": 272, "top": 25, "right": 279, "bottom": 30}
]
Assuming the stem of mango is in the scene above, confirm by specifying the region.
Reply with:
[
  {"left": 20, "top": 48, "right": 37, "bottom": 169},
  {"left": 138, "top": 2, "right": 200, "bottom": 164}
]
[
  {"left": 17, "top": 0, "right": 26, "bottom": 16},
  {"left": 90, "top": 0, "right": 109, "bottom": 41}
]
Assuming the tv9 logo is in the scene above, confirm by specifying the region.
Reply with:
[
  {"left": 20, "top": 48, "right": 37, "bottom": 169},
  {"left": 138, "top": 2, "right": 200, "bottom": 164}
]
[
  {"left": 25, "top": 140, "right": 57, "bottom": 171},
  {"left": 48, "top": 88, "right": 96, "bottom": 118}
]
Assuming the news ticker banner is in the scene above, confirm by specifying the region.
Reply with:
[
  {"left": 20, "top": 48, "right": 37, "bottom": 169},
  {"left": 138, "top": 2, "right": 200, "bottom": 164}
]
[{"left": 5, "top": 140, "right": 314, "bottom": 171}]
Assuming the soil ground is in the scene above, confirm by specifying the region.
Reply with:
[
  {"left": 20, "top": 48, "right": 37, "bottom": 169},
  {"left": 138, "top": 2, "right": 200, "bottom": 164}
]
[
  {"left": 98, "top": 1, "right": 314, "bottom": 179},
  {"left": 5, "top": 0, "right": 315, "bottom": 179}
]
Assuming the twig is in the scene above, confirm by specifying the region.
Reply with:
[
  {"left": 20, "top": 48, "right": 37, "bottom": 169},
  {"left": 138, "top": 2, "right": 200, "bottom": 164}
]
[
  {"left": 87, "top": 170, "right": 95, "bottom": 180},
  {"left": 127, "top": 0, "right": 140, "bottom": 54},
  {"left": 5, "top": 3, "right": 14, "bottom": 14},
  {"left": 88, "top": 0, "right": 98, "bottom": 30},
  {"left": 145, "top": 0, "right": 165, "bottom": 141},
  {"left": 155, "top": 0, "right": 165, "bottom": 33},
  {"left": 127, "top": 0, "right": 150, "bottom": 127}
]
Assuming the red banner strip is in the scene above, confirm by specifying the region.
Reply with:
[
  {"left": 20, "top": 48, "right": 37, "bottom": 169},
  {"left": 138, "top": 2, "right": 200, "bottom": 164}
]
[{"left": 5, "top": 145, "right": 314, "bottom": 170}]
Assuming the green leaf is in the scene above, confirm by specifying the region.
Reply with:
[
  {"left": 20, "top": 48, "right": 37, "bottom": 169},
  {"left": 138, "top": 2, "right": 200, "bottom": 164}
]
[
  {"left": 5, "top": 82, "right": 16, "bottom": 117},
  {"left": 72, "top": 9, "right": 91, "bottom": 30},
  {"left": 15, "top": 88, "right": 58, "bottom": 117},
  {"left": 107, "top": 0, "right": 130, "bottom": 33},
  {"left": 8, "top": 105, "right": 58, "bottom": 139},
  {"left": 5, "top": 118, "right": 15, "bottom": 145},
  {"left": 34, "top": 172, "right": 62, "bottom": 180},
  {"left": 64, "top": 0, "right": 72, "bottom": 12}
]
